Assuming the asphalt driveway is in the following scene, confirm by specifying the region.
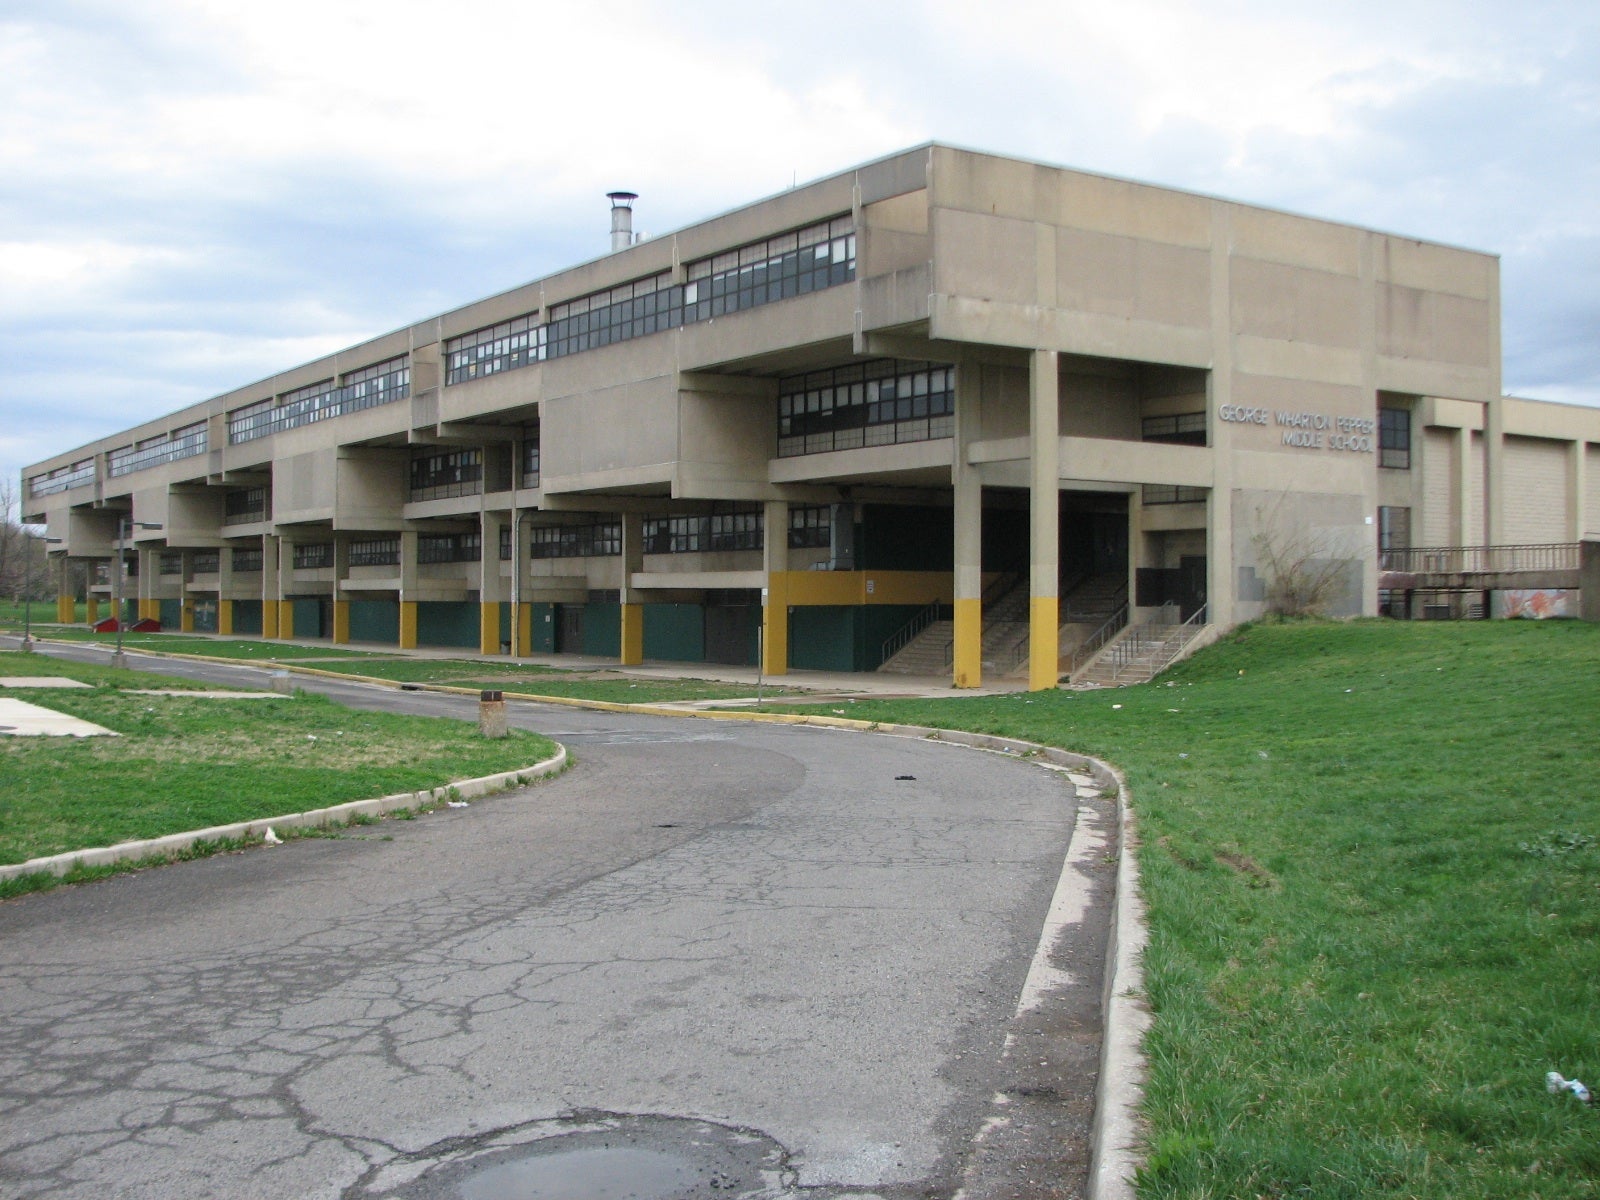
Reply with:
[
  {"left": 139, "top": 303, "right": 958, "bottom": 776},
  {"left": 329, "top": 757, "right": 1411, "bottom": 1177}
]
[{"left": 0, "top": 647, "right": 1114, "bottom": 1199}]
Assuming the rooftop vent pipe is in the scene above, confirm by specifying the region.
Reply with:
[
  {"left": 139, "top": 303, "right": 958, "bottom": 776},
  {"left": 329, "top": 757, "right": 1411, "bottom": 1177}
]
[{"left": 607, "top": 191, "right": 638, "bottom": 252}]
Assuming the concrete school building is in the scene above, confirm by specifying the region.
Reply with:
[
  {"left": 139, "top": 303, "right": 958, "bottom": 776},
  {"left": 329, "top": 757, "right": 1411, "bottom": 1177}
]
[{"left": 21, "top": 144, "right": 1600, "bottom": 689}]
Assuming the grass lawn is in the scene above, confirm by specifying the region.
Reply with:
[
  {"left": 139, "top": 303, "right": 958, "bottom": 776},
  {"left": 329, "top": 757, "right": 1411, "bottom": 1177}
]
[
  {"left": 0, "top": 600, "right": 86, "bottom": 626},
  {"left": 794, "top": 620, "right": 1600, "bottom": 1199},
  {"left": 0, "top": 652, "right": 556, "bottom": 886},
  {"left": 26, "top": 630, "right": 388, "bottom": 660}
]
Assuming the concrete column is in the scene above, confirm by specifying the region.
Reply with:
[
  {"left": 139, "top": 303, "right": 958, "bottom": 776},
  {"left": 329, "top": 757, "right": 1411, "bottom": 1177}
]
[
  {"left": 179, "top": 551, "right": 196, "bottom": 632},
  {"left": 1206, "top": 205, "right": 1236, "bottom": 628},
  {"left": 1569, "top": 441, "right": 1586, "bottom": 542},
  {"left": 262, "top": 535, "right": 282, "bottom": 639},
  {"left": 137, "top": 547, "right": 158, "bottom": 624},
  {"left": 1028, "top": 349, "right": 1060, "bottom": 691},
  {"left": 331, "top": 535, "right": 350, "bottom": 644},
  {"left": 1485, "top": 395, "right": 1505, "bottom": 544},
  {"left": 1581, "top": 539, "right": 1600, "bottom": 622},
  {"left": 480, "top": 511, "right": 508, "bottom": 655},
  {"left": 1454, "top": 426, "right": 1473, "bottom": 545},
  {"left": 84, "top": 596, "right": 99, "bottom": 625},
  {"left": 762, "top": 500, "right": 789, "bottom": 675},
  {"left": 217, "top": 543, "right": 235, "bottom": 635},
  {"left": 58, "top": 556, "right": 77, "bottom": 623},
  {"left": 399, "top": 530, "right": 419, "bottom": 649},
  {"left": 618, "top": 511, "right": 644, "bottom": 666},
  {"left": 952, "top": 358, "right": 983, "bottom": 688}
]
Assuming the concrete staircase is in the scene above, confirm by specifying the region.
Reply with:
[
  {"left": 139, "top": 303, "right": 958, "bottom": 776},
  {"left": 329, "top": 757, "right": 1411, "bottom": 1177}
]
[
  {"left": 877, "top": 618, "right": 954, "bottom": 675},
  {"left": 1071, "top": 615, "right": 1212, "bottom": 687},
  {"left": 879, "top": 572, "right": 1128, "bottom": 679}
]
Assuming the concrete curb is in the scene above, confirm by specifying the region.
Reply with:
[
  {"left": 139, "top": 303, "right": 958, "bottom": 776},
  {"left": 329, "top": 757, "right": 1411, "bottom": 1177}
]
[{"left": 0, "top": 747, "right": 567, "bottom": 884}]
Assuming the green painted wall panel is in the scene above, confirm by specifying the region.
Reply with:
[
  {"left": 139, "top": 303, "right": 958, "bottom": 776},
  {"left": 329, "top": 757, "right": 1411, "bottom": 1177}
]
[
  {"left": 193, "top": 600, "right": 218, "bottom": 634},
  {"left": 158, "top": 599, "right": 181, "bottom": 630},
  {"left": 643, "top": 603, "right": 704, "bottom": 662},
  {"left": 788, "top": 606, "right": 857, "bottom": 671},
  {"left": 292, "top": 599, "right": 326, "bottom": 639},
  {"left": 527, "top": 603, "right": 555, "bottom": 654},
  {"left": 349, "top": 599, "right": 400, "bottom": 644},
  {"left": 232, "top": 600, "right": 262, "bottom": 635},
  {"left": 417, "top": 601, "right": 479, "bottom": 648},
  {"left": 582, "top": 602, "right": 620, "bottom": 657}
]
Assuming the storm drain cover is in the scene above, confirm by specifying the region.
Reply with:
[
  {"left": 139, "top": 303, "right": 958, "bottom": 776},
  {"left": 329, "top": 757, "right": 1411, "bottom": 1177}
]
[{"left": 372, "top": 1114, "right": 795, "bottom": 1200}]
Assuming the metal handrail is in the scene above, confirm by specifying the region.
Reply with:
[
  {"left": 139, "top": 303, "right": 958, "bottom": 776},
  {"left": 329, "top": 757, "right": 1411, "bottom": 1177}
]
[
  {"left": 1379, "top": 542, "right": 1579, "bottom": 574},
  {"left": 1104, "top": 604, "right": 1209, "bottom": 683},
  {"left": 879, "top": 599, "right": 944, "bottom": 667},
  {"left": 1069, "top": 602, "right": 1130, "bottom": 676},
  {"left": 940, "top": 571, "right": 1026, "bottom": 668},
  {"left": 1147, "top": 604, "right": 1209, "bottom": 677}
]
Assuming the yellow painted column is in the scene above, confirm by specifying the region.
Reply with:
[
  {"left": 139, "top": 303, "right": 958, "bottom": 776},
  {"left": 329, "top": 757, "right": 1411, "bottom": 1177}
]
[
  {"left": 952, "top": 356, "right": 983, "bottom": 687},
  {"left": 279, "top": 600, "right": 294, "bottom": 638},
  {"left": 399, "top": 601, "right": 418, "bottom": 649},
  {"left": 262, "top": 599, "right": 280, "bottom": 639},
  {"left": 81, "top": 596, "right": 97, "bottom": 625},
  {"left": 332, "top": 600, "right": 350, "bottom": 645},
  {"left": 619, "top": 603, "right": 644, "bottom": 666},
  {"left": 181, "top": 598, "right": 196, "bottom": 632},
  {"left": 762, "top": 572, "right": 789, "bottom": 675},
  {"left": 953, "top": 598, "right": 982, "bottom": 688},
  {"left": 218, "top": 600, "right": 234, "bottom": 635},
  {"left": 617, "top": 511, "right": 644, "bottom": 666},
  {"left": 141, "top": 598, "right": 160, "bottom": 622},
  {"left": 479, "top": 602, "right": 500, "bottom": 656},
  {"left": 1029, "top": 348, "right": 1061, "bottom": 692},
  {"left": 517, "top": 603, "right": 533, "bottom": 656},
  {"left": 762, "top": 500, "right": 789, "bottom": 675}
]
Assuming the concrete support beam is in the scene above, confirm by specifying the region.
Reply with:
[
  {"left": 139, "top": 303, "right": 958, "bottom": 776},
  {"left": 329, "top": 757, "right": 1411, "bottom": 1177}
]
[
  {"left": 1570, "top": 441, "right": 1586, "bottom": 542},
  {"left": 1028, "top": 349, "right": 1060, "bottom": 692},
  {"left": 481, "top": 511, "right": 508, "bottom": 655},
  {"left": 262, "top": 535, "right": 283, "bottom": 639},
  {"left": 762, "top": 500, "right": 789, "bottom": 676},
  {"left": 619, "top": 511, "right": 644, "bottom": 666},
  {"left": 952, "top": 356, "right": 983, "bottom": 688},
  {"left": 57, "top": 557, "right": 75, "bottom": 623},
  {"left": 331, "top": 535, "right": 349, "bottom": 645},
  {"left": 1582, "top": 540, "right": 1600, "bottom": 623},
  {"left": 399, "top": 531, "right": 419, "bottom": 649},
  {"left": 1205, "top": 204, "right": 1235, "bottom": 627}
]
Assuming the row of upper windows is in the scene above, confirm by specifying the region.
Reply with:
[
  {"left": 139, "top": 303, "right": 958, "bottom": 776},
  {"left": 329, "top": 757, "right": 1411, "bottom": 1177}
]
[
  {"left": 108, "top": 422, "right": 208, "bottom": 478},
  {"left": 29, "top": 458, "right": 96, "bottom": 496},
  {"left": 229, "top": 356, "right": 410, "bottom": 445},
  {"left": 445, "top": 216, "right": 856, "bottom": 385}
]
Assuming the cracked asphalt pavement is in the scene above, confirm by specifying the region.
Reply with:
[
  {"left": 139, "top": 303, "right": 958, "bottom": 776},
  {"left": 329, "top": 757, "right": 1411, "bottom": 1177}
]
[{"left": 0, "top": 646, "right": 1113, "bottom": 1198}]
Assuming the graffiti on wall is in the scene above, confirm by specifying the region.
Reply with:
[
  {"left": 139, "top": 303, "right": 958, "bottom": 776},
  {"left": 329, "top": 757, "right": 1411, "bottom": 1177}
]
[{"left": 1494, "top": 589, "right": 1575, "bottom": 619}]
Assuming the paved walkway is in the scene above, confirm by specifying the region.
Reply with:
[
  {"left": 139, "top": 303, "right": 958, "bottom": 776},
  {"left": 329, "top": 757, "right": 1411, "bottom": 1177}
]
[{"left": 22, "top": 626, "right": 1030, "bottom": 701}]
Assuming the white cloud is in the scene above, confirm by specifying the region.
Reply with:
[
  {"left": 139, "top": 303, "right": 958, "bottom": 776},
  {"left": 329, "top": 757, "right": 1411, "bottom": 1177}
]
[{"left": 1, "top": 0, "right": 1596, "bottom": 505}]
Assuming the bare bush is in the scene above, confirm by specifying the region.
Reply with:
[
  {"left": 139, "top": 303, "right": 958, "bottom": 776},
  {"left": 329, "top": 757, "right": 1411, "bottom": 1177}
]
[{"left": 1249, "top": 494, "right": 1356, "bottom": 617}]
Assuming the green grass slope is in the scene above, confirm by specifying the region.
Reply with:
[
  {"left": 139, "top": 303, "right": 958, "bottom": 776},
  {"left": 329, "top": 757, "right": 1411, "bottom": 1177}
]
[{"left": 820, "top": 620, "right": 1600, "bottom": 1199}]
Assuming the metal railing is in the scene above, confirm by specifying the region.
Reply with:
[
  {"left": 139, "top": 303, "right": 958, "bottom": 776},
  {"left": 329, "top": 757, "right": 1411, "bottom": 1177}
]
[
  {"left": 880, "top": 600, "right": 946, "bottom": 667},
  {"left": 1146, "top": 604, "right": 1209, "bottom": 678},
  {"left": 940, "top": 571, "right": 1025, "bottom": 669},
  {"left": 1069, "top": 602, "right": 1130, "bottom": 677},
  {"left": 1380, "top": 543, "right": 1579, "bottom": 574},
  {"left": 1103, "top": 604, "right": 1209, "bottom": 684}
]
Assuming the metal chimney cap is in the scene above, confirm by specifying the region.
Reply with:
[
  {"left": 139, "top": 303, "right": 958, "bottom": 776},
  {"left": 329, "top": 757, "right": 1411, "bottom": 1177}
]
[{"left": 607, "top": 191, "right": 638, "bottom": 207}]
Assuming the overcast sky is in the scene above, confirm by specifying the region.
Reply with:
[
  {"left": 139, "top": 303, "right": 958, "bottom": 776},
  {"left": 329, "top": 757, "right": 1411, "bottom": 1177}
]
[{"left": 4, "top": 0, "right": 1597, "bottom": 513}]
